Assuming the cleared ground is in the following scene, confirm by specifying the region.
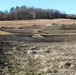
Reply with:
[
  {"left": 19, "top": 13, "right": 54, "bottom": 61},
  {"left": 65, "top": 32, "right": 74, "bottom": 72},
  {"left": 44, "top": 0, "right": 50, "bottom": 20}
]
[
  {"left": 0, "top": 19, "right": 76, "bottom": 75},
  {"left": 0, "top": 19, "right": 76, "bottom": 27}
]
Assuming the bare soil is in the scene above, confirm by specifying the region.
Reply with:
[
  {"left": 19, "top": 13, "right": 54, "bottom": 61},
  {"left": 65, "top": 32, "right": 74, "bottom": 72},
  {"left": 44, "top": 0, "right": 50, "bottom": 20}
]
[{"left": 0, "top": 19, "right": 76, "bottom": 75}]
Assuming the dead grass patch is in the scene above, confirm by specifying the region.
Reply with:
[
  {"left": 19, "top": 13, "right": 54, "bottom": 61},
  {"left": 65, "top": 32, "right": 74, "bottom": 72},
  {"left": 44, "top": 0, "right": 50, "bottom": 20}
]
[
  {"left": 0, "top": 19, "right": 76, "bottom": 28},
  {"left": 0, "top": 30, "right": 11, "bottom": 35}
]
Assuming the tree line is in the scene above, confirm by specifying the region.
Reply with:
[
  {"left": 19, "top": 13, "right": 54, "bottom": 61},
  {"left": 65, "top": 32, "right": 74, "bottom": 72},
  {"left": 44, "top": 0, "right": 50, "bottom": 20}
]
[{"left": 0, "top": 5, "right": 76, "bottom": 20}]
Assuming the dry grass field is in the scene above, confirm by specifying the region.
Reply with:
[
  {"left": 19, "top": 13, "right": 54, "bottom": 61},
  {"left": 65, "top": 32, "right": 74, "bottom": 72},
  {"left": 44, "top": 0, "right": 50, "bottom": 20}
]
[
  {"left": 0, "top": 30, "right": 11, "bottom": 35},
  {"left": 0, "top": 19, "right": 76, "bottom": 75},
  {"left": 0, "top": 19, "right": 76, "bottom": 27}
]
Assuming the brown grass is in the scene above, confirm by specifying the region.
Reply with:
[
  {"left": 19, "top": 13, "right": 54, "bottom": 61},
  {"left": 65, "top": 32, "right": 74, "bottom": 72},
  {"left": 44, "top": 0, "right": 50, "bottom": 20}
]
[
  {"left": 0, "top": 30, "right": 11, "bottom": 35},
  {"left": 0, "top": 19, "right": 76, "bottom": 27}
]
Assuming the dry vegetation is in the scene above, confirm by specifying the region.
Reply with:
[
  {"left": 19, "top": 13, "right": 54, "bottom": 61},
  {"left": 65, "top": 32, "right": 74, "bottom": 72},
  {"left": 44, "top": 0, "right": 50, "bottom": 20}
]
[
  {"left": 0, "top": 19, "right": 76, "bottom": 27},
  {"left": 0, "top": 19, "right": 76, "bottom": 75},
  {"left": 0, "top": 30, "right": 11, "bottom": 35}
]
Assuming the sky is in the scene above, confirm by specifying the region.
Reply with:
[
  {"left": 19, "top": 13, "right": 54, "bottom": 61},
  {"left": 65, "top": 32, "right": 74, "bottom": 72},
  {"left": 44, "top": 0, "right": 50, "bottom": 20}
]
[{"left": 0, "top": 0, "right": 76, "bottom": 14}]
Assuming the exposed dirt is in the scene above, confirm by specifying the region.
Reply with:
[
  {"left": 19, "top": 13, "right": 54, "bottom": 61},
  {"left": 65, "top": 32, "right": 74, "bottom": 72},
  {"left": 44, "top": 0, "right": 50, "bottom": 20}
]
[
  {"left": 0, "top": 19, "right": 76, "bottom": 75},
  {"left": 0, "top": 40, "right": 76, "bottom": 75}
]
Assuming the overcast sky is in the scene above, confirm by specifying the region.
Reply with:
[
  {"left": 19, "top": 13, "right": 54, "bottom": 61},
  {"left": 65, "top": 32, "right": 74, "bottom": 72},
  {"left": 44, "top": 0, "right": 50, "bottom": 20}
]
[{"left": 0, "top": 0, "right": 76, "bottom": 14}]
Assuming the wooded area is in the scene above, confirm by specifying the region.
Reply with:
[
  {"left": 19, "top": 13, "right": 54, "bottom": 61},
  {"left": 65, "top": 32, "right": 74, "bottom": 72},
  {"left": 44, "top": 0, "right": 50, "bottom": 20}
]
[{"left": 0, "top": 5, "right": 76, "bottom": 20}]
